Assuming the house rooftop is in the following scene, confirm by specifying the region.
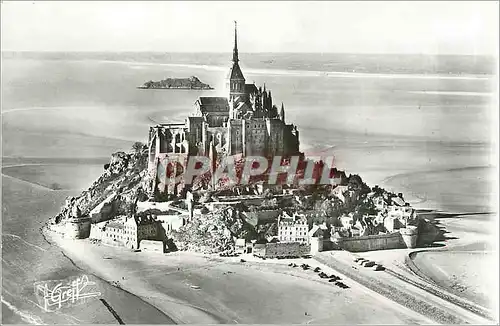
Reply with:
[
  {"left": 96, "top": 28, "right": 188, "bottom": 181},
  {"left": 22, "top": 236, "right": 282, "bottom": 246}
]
[
  {"left": 392, "top": 197, "right": 406, "bottom": 207},
  {"left": 107, "top": 221, "right": 125, "bottom": 229}
]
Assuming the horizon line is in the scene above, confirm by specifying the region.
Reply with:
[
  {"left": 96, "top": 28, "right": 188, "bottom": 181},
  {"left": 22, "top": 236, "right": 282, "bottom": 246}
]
[{"left": 1, "top": 50, "right": 496, "bottom": 57}]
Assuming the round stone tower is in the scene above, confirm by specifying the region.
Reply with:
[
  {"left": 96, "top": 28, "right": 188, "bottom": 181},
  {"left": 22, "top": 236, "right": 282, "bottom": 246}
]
[
  {"left": 400, "top": 226, "right": 418, "bottom": 249},
  {"left": 64, "top": 217, "right": 91, "bottom": 239}
]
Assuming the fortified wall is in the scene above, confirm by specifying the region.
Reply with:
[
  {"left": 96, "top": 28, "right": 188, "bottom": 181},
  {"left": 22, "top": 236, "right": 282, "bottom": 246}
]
[
  {"left": 253, "top": 242, "right": 311, "bottom": 258},
  {"left": 335, "top": 230, "right": 419, "bottom": 252}
]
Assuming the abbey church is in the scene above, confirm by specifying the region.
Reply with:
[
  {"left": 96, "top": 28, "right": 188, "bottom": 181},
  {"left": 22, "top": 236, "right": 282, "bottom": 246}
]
[{"left": 147, "top": 22, "right": 301, "bottom": 193}]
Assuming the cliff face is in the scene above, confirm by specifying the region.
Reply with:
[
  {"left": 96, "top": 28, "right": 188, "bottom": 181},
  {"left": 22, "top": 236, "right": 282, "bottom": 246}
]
[
  {"left": 54, "top": 145, "right": 151, "bottom": 225},
  {"left": 139, "top": 76, "right": 213, "bottom": 89}
]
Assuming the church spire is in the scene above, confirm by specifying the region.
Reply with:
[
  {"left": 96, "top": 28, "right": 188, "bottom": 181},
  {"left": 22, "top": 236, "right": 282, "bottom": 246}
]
[{"left": 233, "top": 21, "right": 239, "bottom": 63}]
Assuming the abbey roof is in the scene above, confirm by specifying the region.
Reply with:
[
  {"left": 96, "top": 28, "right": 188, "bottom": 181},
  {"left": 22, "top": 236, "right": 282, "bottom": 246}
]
[
  {"left": 194, "top": 97, "right": 227, "bottom": 111},
  {"left": 228, "top": 62, "right": 245, "bottom": 80}
]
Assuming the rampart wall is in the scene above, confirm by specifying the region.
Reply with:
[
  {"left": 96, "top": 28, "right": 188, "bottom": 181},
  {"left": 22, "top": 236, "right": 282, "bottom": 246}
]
[
  {"left": 338, "top": 232, "right": 405, "bottom": 252},
  {"left": 253, "top": 242, "right": 310, "bottom": 258}
]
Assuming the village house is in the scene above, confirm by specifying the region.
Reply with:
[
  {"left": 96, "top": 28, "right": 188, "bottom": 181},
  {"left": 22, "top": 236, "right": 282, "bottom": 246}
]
[
  {"left": 340, "top": 213, "right": 355, "bottom": 230},
  {"left": 373, "top": 195, "right": 389, "bottom": 211},
  {"left": 371, "top": 191, "right": 407, "bottom": 211},
  {"left": 242, "top": 209, "right": 281, "bottom": 227},
  {"left": 135, "top": 201, "right": 187, "bottom": 235},
  {"left": 331, "top": 185, "right": 349, "bottom": 203},
  {"left": 308, "top": 223, "right": 328, "bottom": 254},
  {"left": 90, "top": 215, "right": 158, "bottom": 250},
  {"left": 383, "top": 204, "right": 416, "bottom": 232},
  {"left": 308, "top": 223, "right": 328, "bottom": 239},
  {"left": 277, "top": 211, "right": 309, "bottom": 243}
]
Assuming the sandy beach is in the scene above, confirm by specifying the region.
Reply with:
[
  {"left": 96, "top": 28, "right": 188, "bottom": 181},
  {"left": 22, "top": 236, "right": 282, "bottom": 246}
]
[
  {"left": 1, "top": 175, "right": 177, "bottom": 325},
  {"left": 344, "top": 211, "right": 498, "bottom": 321},
  {"left": 44, "top": 227, "right": 436, "bottom": 325}
]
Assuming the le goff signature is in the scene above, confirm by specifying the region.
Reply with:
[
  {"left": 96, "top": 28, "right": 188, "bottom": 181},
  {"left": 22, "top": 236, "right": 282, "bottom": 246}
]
[{"left": 34, "top": 275, "right": 101, "bottom": 312}]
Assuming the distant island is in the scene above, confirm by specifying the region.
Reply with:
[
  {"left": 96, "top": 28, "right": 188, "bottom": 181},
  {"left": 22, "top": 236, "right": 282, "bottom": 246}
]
[{"left": 138, "top": 76, "right": 213, "bottom": 90}]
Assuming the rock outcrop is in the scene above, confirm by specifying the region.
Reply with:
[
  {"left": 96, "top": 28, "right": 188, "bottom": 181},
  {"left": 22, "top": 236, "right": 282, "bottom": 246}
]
[
  {"left": 53, "top": 145, "right": 150, "bottom": 225},
  {"left": 138, "top": 76, "right": 213, "bottom": 90},
  {"left": 170, "top": 206, "right": 245, "bottom": 254}
]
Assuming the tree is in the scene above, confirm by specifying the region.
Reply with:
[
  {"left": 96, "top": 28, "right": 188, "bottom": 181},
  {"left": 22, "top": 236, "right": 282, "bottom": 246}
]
[
  {"left": 132, "top": 142, "right": 144, "bottom": 153},
  {"left": 357, "top": 198, "right": 378, "bottom": 217},
  {"left": 320, "top": 197, "right": 343, "bottom": 218},
  {"left": 348, "top": 174, "right": 364, "bottom": 191}
]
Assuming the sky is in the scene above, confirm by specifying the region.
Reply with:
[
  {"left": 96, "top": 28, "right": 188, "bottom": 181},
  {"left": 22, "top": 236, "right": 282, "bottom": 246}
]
[{"left": 1, "top": 1, "right": 498, "bottom": 55}]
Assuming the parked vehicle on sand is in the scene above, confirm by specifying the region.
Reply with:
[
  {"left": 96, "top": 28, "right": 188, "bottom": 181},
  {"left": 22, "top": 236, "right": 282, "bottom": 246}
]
[
  {"left": 362, "top": 260, "right": 376, "bottom": 268},
  {"left": 335, "top": 281, "right": 349, "bottom": 289}
]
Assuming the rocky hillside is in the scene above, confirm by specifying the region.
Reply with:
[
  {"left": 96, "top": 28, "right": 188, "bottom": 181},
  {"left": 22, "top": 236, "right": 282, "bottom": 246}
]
[
  {"left": 53, "top": 144, "right": 150, "bottom": 224},
  {"left": 170, "top": 206, "right": 249, "bottom": 254}
]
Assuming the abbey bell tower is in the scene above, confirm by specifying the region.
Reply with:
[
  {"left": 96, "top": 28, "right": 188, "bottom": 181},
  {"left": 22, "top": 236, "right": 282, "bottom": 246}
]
[{"left": 227, "top": 21, "right": 246, "bottom": 104}]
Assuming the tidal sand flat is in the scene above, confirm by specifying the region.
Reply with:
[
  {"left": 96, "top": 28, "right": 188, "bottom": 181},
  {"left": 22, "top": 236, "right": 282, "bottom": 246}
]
[
  {"left": 2, "top": 163, "right": 107, "bottom": 191},
  {"left": 411, "top": 251, "right": 496, "bottom": 309},
  {"left": 2, "top": 174, "right": 175, "bottom": 324},
  {"left": 46, "top": 232, "right": 434, "bottom": 325},
  {"left": 409, "top": 211, "right": 498, "bottom": 311}
]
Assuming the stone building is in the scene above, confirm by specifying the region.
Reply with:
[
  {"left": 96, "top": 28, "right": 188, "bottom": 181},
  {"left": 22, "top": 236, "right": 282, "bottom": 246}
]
[
  {"left": 147, "top": 22, "right": 301, "bottom": 195},
  {"left": 277, "top": 211, "right": 309, "bottom": 243},
  {"left": 91, "top": 215, "right": 158, "bottom": 250},
  {"left": 384, "top": 205, "right": 416, "bottom": 232}
]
